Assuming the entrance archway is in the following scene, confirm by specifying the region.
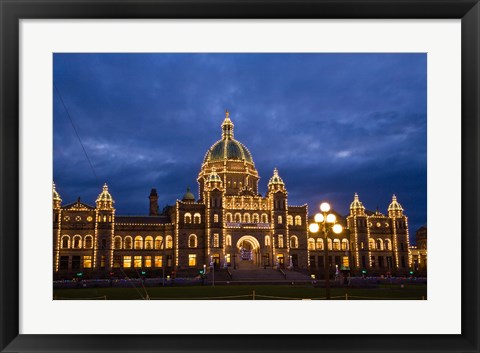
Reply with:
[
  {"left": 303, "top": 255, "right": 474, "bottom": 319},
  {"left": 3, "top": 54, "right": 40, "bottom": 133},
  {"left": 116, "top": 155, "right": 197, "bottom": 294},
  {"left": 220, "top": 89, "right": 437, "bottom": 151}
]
[{"left": 236, "top": 236, "right": 261, "bottom": 266}]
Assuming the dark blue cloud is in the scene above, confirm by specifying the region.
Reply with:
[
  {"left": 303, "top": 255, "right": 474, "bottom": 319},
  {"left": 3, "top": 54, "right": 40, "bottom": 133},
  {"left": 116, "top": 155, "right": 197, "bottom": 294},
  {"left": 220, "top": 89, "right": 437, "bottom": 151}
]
[{"left": 53, "top": 53, "right": 427, "bottom": 241}]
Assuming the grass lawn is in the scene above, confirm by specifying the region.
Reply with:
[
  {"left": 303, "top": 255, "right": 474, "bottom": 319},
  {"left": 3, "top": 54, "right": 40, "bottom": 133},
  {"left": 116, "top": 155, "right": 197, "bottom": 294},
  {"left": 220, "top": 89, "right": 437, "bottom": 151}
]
[{"left": 54, "top": 284, "right": 427, "bottom": 300}]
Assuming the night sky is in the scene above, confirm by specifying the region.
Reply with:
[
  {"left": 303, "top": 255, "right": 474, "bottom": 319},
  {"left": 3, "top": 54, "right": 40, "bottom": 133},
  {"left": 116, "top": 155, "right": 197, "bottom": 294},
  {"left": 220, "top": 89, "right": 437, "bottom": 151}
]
[{"left": 53, "top": 53, "right": 427, "bottom": 242}]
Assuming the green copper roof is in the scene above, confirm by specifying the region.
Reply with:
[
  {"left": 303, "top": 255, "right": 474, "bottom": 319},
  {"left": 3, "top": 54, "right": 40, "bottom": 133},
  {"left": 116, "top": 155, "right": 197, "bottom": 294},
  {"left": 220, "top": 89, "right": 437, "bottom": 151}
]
[{"left": 204, "top": 138, "right": 253, "bottom": 163}]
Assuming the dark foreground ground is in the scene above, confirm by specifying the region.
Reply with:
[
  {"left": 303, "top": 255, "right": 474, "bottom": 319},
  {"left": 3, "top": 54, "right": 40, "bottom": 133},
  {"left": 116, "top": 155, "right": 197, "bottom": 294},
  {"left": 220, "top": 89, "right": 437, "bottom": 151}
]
[{"left": 54, "top": 283, "right": 427, "bottom": 300}]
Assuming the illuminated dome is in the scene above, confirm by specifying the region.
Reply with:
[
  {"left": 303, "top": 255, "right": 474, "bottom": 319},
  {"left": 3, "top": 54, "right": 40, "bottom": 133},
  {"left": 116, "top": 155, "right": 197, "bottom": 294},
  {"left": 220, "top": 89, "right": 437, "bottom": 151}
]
[
  {"left": 206, "top": 167, "right": 222, "bottom": 183},
  {"left": 203, "top": 111, "right": 253, "bottom": 163},
  {"left": 388, "top": 194, "right": 403, "bottom": 212},
  {"left": 96, "top": 183, "right": 114, "bottom": 209},
  {"left": 350, "top": 193, "right": 365, "bottom": 211},
  {"left": 268, "top": 168, "right": 284, "bottom": 186}
]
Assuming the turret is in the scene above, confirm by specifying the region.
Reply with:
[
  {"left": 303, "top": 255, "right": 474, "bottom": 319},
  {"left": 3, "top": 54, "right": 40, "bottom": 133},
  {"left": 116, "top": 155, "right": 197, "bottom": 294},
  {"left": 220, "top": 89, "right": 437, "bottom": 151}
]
[
  {"left": 96, "top": 183, "right": 114, "bottom": 210},
  {"left": 182, "top": 187, "right": 196, "bottom": 203},
  {"left": 53, "top": 182, "right": 62, "bottom": 209},
  {"left": 149, "top": 188, "right": 159, "bottom": 216},
  {"left": 388, "top": 194, "right": 404, "bottom": 217},
  {"left": 204, "top": 167, "right": 223, "bottom": 191},
  {"left": 349, "top": 193, "right": 365, "bottom": 216},
  {"left": 267, "top": 168, "right": 286, "bottom": 195}
]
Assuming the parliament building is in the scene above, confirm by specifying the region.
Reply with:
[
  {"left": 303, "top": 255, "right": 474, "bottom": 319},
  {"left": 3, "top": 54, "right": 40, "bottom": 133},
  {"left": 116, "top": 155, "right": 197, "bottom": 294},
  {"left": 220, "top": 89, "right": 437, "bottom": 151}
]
[{"left": 53, "top": 112, "right": 418, "bottom": 279}]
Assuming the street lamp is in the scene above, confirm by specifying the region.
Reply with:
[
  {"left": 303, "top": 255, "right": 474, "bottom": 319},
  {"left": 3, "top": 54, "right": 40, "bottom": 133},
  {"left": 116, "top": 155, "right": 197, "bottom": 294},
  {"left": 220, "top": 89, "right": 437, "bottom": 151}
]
[{"left": 309, "top": 202, "right": 343, "bottom": 300}]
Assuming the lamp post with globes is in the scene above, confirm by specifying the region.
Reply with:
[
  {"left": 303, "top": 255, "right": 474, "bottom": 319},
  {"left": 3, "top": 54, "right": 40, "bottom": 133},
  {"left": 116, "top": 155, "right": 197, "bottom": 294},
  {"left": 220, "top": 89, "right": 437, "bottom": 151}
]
[{"left": 309, "top": 202, "right": 343, "bottom": 300}]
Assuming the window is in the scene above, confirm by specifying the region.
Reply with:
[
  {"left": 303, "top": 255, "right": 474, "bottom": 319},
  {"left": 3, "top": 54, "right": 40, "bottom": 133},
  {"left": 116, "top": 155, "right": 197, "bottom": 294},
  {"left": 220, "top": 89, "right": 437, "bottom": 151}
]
[
  {"left": 166, "top": 235, "right": 173, "bottom": 249},
  {"left": 385, "top": 239, "right": 392, "bottom": 250},
  {"left": 213, "top": 213, "right": 219, "bottom": 223},
  {"left": 101, "top": 239, "right": 107, "bottom": 249},
  {"left": 184, "top": 213, "right": 192, "bottom": 224},
  {"left": 189, "top": 254, "right": 197, "bottom": 267},
  {"left": 265, "top": 235, "right": 271, "bottom": 247},
  {"left": 134, "top": 256, "right": 142, "bottom": 268},
  {"left": 61, "top": 235, "right": 70, "bottom": 249},
  {"left": 361, "top": 255, "right": 366, "bottom": 268},
  {"left": 333, "top": 239, "right": 341, "bottom": 251},
  {"left": 83, "top": 256, "right": 92, "bottom": 268},
  {"left": 124, "top": 236, "right": 132, "bottom": 249},
  {"left": 73, "top": 235, "right": 82, "bottom": 249},
  {"left": 154, "top": 256, "right": 163, "bottom": 268},
  {"left": 309, "top": 255, "right": 316, "bottom": 268},
  {"left": 278, "top": 216, "right": 283, "bottom": 224},
  {"left": 370, "top": 256, "right": 376, "bottom": 267},
  {"left": 213, "top": 234, "right": 219, "bottom": 247},
  {"left": 100, "top": 255, "right": 106, "bottom": 268},
  {"left": 155, "top": 236, "right": 163, "bottom": 249},
  {"left": 369, "top": 238, "right": 375, "bottom": 250},
  {"left": 378, "top": 256, "right": 384, "bottom": 268},
  {"left": 327, "top": 238, "right": 332, "bottom": 251},
  {"left": 243, "top": 213, "right": 250, "bottom": 223},
  {"left": 84, "top": 235, "right": 93, "bottom": 249},
  {"left": 316, "top": 238, "right": 324, "bottom": 250},
  {"left": 226, "top": 235, "right": 232, "bottom": 246},
  {"left": 114, "top": 236, "right": 122, "bottom": 249},
  {"left": 226, "top": 213, "right": 232, "bottom": 222},
  {"left": 252, "top": 213, "right": 259, "bottom": 223},
  {"left": 290, "top": 235, "right": 298, "bottom": 249},
  {"left": 123, "top": 256, "right": 132, "bottom": 268},
  {"left": 113, "top": 256, "right": 121, "bottom": 268},
  {"left": 287, "top": 215, "right": 293, "bottom": 225},
  {"left": 234, "top": 213, "right": 241, "bottom": 222},
  {"left": 261, "top": 214, "right": 268, "bottom": 223},
  {"left": 308, "top": 238, "right": 315, "bottom": 250},
  {"left": 144, "top": 256, "right": 152, "bottom": 268},
  {"left": 193, "top": 213, "right": 201, "bottom": 224},
  {"left": 294, "top": 215, "right": 302, "bottom": 226},
  {"left": 341, "top": 239, "right": 349, "bottom": 251},
  {"left": 376, "top": 239, "right": 384, "bottom": 250},
  {"left": 72, "top": 256, "right": 80, "bottom": 270},
  {"left": 189, "top": 234, "right": 197, "bottom": 248},
  {"left": 278, "top": 235, "right": 284, "bottom": 248},
  {"left": 60, "top": 256, "right": 69, "bottom": 270},
  {"left": 134, "top": 236, "right": 143, "bottom": 249},
  {"left": 145, "top": 236, "right": 153, "bottom": 250}
]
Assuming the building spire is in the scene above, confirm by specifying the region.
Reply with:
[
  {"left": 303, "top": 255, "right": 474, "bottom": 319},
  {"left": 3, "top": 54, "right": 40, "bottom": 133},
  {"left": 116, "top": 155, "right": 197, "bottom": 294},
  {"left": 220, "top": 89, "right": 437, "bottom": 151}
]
[{"left": 221, "top": 110, "right": 234, "bottom": 139}]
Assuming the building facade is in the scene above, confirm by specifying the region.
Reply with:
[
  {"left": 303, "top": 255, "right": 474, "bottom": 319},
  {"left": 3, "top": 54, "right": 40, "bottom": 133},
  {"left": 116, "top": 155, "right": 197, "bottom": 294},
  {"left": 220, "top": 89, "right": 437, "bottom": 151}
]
[{"left": 53, "top": 112, "right": 419, "bottom": 278}]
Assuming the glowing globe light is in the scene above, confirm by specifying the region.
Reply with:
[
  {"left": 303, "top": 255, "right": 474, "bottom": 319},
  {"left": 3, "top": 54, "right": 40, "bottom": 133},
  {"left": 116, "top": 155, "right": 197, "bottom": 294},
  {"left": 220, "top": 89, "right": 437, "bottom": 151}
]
[
  {"left": 314, "top": 213, "right": 324, "bottom": 223},
  {"left": 332, "top": 224, "right": 343, "bottom": 234},
  {"left": 326, "top": 214, "right": 336, "bottom": 223},
  {"left": 309, "top": 223, "right": 320, "bottom": 233},
  {"left": 320, "top": 202, "right": 331, "bottom": 212}
]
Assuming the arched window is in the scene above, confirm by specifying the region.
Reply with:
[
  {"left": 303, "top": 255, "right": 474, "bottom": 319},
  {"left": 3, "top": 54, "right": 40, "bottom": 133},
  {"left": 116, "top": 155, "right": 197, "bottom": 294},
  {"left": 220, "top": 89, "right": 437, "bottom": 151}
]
[
  {"left": 155, "top": 236, "right": 163, "bottom": 249},
  {"left": 124, "top": 236, "right": 133, "bottom": 250},
  {"left": 243, "top": 213, "right": 250, "bottom": 223},
  {"left": 213, "top": 234, "right": 219, "bottom": 247},
  {"left": 308, "top": 238, "right": 315, "bottom": 250},
  {"left": 193, "top": 213, "right": 201, "bottom": 224},
  {"left": 73, "top": 235, "right": 82, "bottom": 249},
  {"left": 184, "top": 213, "right": 192, "bottom": 224},
  {"left": 234, "top": 213, "right": 241, "bottom": 222},
  {"left": 294, "top": 215, "right": 302, "bottom": 226},
  {"left": 166, "top": 235, "right": 173, "bottom": 249},
  {"left": 189, "top": 234, "right": 197, "bottom": 248},
  {"left": 84, "top": 235, "right": 93, "bottom": 249},
  {"left": 134, "top": 236, "right": 143, "bottom": 249},
  {"left": 384, "top": 239, "right": 392, "bottom": 251},
  {"left": 113, "top": 236, "right": 122, "bottom": 250},
  {"left": 327, "top": 238, "right": 332, "bottom": 251},
  {"left": 278, "top": 235, "right": 284, "bottom": 248},
  {"left": 376, "top": 239, "right": 384, "bottom": 250},
  {"left": 226, "top": 213, "right": 232, "bottom": 222},
  {"left": 287, "top": 215, "right": 293, "bottom": 225},
  {"left": 61, "top": 235, "right": 70, "bottom": 249},
  {"left": 290, "top": 235, "right": 298, "bottom": 249},
  {"left": 252, "top": 213, "right": 259, "bottom": 223},
  {"left": 316, "top": 238, "right": 324, "bottom": 250},
  {"left": 213, "top": 213, "right": 219, "bottom": 223},
  {"left": 333, "top": 239, "right": 341, "bottom": 251},
  {"left": 278, "top": 215, "right": 283, "bottom": 224},
  {"left": 341, "top": 239, "right": 349, "bottom": 250},
  {"left": 145, "top": 236, "right": 153, "bottom": 250},
  {"left": 261, "top": 214, "right": 268, "bottom": 223},
  {"left": 226, "top": 235, "right": 232, "bottom": 246},
  {"left": 265, "top": 235, "right": 271, "bottom": 247},
  {"left": 369, "top": 238, "right": 375, "bottom": 250}
]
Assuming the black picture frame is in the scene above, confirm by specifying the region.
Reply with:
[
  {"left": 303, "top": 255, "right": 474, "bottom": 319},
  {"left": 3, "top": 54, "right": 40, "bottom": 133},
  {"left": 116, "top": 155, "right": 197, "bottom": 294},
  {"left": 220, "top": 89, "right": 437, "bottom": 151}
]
[{"left": 1, "top": 1, "right": 479, "bottom": 352}]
